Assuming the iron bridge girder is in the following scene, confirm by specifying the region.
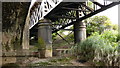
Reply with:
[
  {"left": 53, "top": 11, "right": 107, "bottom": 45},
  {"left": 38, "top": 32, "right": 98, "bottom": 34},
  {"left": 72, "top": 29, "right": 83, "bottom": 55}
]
[{"left": 29, "top": 0, "right": 120, "bottom": 33}]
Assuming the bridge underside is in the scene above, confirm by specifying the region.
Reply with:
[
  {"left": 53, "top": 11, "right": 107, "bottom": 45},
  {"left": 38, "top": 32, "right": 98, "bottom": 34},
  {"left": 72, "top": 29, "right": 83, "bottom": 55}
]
[{"left": 29, "top": 1, "right": 120, "bottom": 57}]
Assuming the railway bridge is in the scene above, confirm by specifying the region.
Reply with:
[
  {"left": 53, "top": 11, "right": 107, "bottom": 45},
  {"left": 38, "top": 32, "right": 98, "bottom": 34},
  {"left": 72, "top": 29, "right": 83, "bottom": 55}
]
[{"left": 22, "top": 0, "right": 120, "bottom": 57}]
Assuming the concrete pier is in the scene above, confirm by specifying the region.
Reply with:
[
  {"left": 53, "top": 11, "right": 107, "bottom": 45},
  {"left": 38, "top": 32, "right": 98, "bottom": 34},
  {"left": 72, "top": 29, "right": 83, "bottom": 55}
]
[
  {"left": 38, "top": 19, "right": 52, "bottom": 57},
  {"left": 74, "top": 21, "right": 86, "bottom": 43}
]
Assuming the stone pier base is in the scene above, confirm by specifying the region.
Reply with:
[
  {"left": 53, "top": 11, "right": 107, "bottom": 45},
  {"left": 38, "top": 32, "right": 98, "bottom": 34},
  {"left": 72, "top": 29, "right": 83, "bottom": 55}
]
[
  {"left": 38, "top": 19, "right": 52, "bottom": 57},
  {"left": 74, "top": 21, "right": 86, "bottom": 43}
]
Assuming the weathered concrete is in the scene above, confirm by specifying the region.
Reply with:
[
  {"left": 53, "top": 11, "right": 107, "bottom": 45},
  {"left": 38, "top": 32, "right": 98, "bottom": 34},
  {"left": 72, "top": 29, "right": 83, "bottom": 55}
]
[
  {"left": 74, "top": 10, "right": 86, "bottom": 44},
  {"left": 74, "top": 21, "right": 86, "bottom": 43},
  {"left": 22, "top": 13, "right": 30, "bottom": 50},
  {"left": 38, "top": 19, "right": 52, "bottom": 57}
]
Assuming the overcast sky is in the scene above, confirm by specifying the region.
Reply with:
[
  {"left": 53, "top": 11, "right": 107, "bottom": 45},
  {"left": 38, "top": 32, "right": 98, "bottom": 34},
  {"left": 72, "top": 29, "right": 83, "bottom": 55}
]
[
  {"left": 95, "top": 0, "right": 118, "bottom": 24},
  {"left": 95, "top": 5, "right": 118, "bottom": 24}
]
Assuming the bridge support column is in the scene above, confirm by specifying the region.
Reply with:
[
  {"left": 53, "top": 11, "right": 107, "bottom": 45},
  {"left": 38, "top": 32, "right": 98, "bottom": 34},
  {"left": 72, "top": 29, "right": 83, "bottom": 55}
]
[
  {"left": 74, "top": 21, "right": 86, "bottom": 44},
  {"left": 38, "top": 19, "right": 52, "bottom": 57},
  {"left": 22, "top": 11, "right": 30, "bottom": 50}
]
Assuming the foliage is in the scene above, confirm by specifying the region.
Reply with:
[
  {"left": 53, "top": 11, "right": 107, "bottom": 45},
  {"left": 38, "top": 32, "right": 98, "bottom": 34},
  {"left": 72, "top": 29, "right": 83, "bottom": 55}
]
[
  {"left": 76, "top": 35, "right": 113, "bottom": 61},
  {"left": 60, "top": 16, "right": 116, "bottom": 43},
  {"left": 36, "top": 37, "right": 46, "bottom": 58},
  {"left": 117, "top": 42, "right": 120, "bottom": 52},
  {"left": 2, "top": 2, "right": 30, "bottom": 32},
  {"left": 117, "top": 34, "right": 120, "bottom": 42},
  {"left": 112, "top": 24, "right": 118, "bottom": 30},
  {"left": 91, "top": 16, "right": 111, "bottom": 24},
  {"left": 85, "top": 16, "right": 114, "bottom": 36},
  {"left": 52, "top": 31, "right": 66, "bottom": 42},
  {"left": 2, "top": 2, "right": 30, "bottom": 51},
  {"left": 37, "top": 37, "right": 46, "bottom": 50},
  {"left": 100, "top": 30, "right": 118, "bottom": 49},
  {"left": 64, "top": 32, "right": 74, "bottom": 42},
  {"left": 87, "top": 1, "right": 93, "bottom": 9},
  {"left": 29, "top": 57, "right": 72, "bottom": 66},
  {"left": 52, "top": 33, "right": 57, "bottom": 41},
  {"left": 72, "top": 30, "right": 120, "bottom": 66},
  {"left": 101, "top": 30, "right": 118, "bottom": 42}
]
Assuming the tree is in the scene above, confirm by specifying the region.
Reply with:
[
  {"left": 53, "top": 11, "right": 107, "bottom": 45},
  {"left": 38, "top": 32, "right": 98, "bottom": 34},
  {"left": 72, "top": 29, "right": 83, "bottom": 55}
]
[
  {"left": 2, "top": 2, "right": 30, "bottom": 51},
  {"left": 84, "top": 16, "right": 113, "bottom": 36}
]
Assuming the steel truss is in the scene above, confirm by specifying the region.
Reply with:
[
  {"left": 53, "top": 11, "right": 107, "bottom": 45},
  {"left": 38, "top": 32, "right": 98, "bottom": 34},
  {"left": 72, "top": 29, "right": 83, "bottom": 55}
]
[{"left": 29, "top": 0, "right": 120, "bottom": 40}]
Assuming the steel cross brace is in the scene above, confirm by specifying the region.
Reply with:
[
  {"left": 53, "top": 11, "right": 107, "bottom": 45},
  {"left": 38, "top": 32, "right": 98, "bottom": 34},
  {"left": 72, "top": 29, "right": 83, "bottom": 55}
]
[{"left": 52, "top": 1, "right": 120, "bottom": 33}]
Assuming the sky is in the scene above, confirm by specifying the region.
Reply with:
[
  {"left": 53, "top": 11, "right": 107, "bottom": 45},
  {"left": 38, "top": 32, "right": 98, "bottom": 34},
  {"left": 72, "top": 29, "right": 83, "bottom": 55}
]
[
  {"left": 94, "top": 0, "right": 118, "bottom": 24},
  {"left": 95, "top": 5, "right": 118, "bottom": 24},
  {"left": 63, "top": 2, "right": 119, "bottom": 35}
]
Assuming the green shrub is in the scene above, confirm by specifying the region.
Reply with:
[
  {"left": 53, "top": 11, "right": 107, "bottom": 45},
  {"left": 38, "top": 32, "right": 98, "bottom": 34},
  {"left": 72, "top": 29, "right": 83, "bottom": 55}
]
[
  {"left": 74, "top": 34, "right": 120, "bottom": 66},
  {"left": 117, "top": 42, "right": 120, "bottom": 52},
  {"left": 101, "top": 30, "right": 118, "bottom": 43},
  {"left": 37, "top": 37, "right": 46, "bottom": 50},
  {"left": 101, "top": 30, "right": 119, "bottom": 48},
  {"left": 117, "top": 34, "right": 120, "bottom": 42},
  {"left": 76, "top": 35, "right": 113, "bottom": 62}
]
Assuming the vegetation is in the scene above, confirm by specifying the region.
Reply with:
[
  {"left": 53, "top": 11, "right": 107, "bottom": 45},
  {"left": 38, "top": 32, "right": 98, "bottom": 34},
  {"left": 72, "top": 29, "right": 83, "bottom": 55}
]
[
  {"left": 37, "top": 37, "right": 46, "bottom": 50},
  {"left": 53, "top": 16, "right": 116, "bottom": 43},
  {"left": 2, "top": 2, "right": 30, "bottom": 51},
  {"left": 29, "top": 57, "right": 73, "bottom": 66},
  {"left": 85, "top": 16, "right": 116, "bottom": 36},
  {"left": 72, "top": 30, "right": 120, "bottom": 66},
  {"left": 37, "top": 37, "right": 46, "bottom": 58},
  {"left": 2, "top": 2, "right": 119, "bottom": 66},
  {"left": 52, "top": 15, "right": 119, "bottom": 66}
]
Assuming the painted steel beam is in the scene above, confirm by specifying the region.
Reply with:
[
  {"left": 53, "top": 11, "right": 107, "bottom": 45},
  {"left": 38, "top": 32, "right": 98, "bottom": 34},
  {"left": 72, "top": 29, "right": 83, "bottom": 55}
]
[{"left": 52, "top": 1, "right": 120, "bottom": 33}]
